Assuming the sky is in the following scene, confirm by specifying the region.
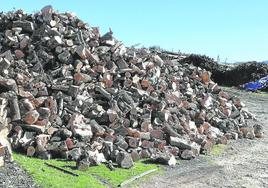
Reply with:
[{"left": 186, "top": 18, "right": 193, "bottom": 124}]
[{"left": 1, "top": 0, "right": 268, "bottom": 62}]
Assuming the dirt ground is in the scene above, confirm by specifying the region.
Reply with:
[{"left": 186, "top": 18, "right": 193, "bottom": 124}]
[{"left": 136, "top": 88, "right": 268, "bottom": 188}]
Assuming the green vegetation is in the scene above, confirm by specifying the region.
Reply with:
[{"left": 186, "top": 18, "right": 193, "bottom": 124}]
[
  {"left": 210, "top": 144, "right": 227, "bottom": 156},
  {"left": 14, "top": 153, "right": 104, "bottom": 188},
  {"left": 88, "top": 161, "right": 157, "bottom": 187},
  {"left": 14, "top": 153, "right": 159, "bottom": 188},
  {"left": 252, "top": 91, "right": 268, "bottom": 97},
  {"left": 203, "top": 144, "right": 227, "bottom": 164}
]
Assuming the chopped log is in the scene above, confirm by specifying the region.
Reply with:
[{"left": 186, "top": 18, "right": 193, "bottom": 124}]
[
  {"left": 20, "top": 124, "right": 45, "bottom": 134},
  {"left": 0, "top": 156, "right": 4, "bottom": 167},
  {"left": 9, "top": 96, "right": 21, "bottom": 121},
  {"left": 47, "top": 127, "right": 58, "bottom": 135},
  {"left": 150, "top": 152, "right": 176, "bottom": 166},
  {"left": 76, "top": 158, "right": 91, "bottom": 171},
  {"left": 0, "top": 77, "right": 18, "bottom": 94},
  {"left": 26, "top": 146, "right": 36, "bottom": 156},
  {"left": 0, "top": 146, "right": 6, "bottom": 157}
]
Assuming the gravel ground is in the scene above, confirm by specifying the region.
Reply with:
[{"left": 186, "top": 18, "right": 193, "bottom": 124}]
[
  {"left": 0, "top": 162, "right": 38, "bottom": 188},
  {"left": 136, "top": 88, "right": 268, "bottom": 188}
]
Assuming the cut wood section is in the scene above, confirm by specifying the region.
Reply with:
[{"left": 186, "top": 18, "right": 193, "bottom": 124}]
[{"left": 26, "top": 146, "right": 36, "bottom": 157}]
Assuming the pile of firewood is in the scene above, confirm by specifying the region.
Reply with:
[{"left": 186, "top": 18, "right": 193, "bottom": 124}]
[{"left": 0, "top": 6, "right": 263, "bottom": 169}]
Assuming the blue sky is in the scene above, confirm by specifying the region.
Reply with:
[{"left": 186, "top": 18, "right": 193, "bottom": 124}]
[{"left": 1, "top": 0, "right": 268, "bottom": 62}]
